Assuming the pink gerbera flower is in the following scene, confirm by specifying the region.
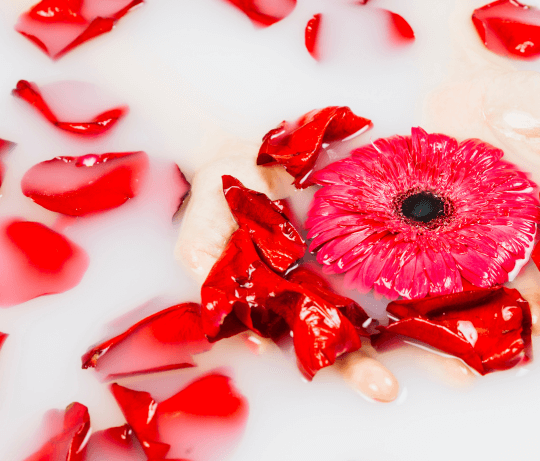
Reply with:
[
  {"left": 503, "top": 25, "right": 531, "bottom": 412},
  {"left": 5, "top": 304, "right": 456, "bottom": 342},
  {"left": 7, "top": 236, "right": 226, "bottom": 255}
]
[{"left": 306, "top": 127, "right": 540, "bottom": 299}]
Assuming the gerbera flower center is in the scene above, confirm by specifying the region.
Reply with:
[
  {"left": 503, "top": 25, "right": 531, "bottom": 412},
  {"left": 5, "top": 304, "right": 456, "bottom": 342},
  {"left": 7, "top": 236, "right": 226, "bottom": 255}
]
[{"left": 401, "top": 191, "right": 445, "bottom": 224}]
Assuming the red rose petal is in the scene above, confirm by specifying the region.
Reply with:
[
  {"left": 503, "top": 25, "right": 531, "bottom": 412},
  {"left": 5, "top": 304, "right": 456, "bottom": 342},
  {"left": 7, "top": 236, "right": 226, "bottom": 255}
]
[
  {"left": 383, "top": 9, "right": 415, "bottom": 43},
  {"left": 0, "top": 219, "right": 88, "bottom": 307},
  {"left": 16, "top": 0, "right": 143, "bottom": 59},
  {"left": 13, "top": 80, "right": 127, "bottom": 136},
  {"left": 221, "top": 0, "right": 296, "bottom": 27},
  {"left": 305, "top": 14, "right": 322, "bottom": 60},
  {"left": 0, "top": 138, "right": 16, "bottom": 187},
  {"left": 374, "top": 287, "right": 532, "bottom": 374},
  {"left": 222, "top": 175, "right": 306, "bottom": 273},
  {"left": 0, "top": 333, "right": 7, "bottom": 352},
  {"left": 23, "top": 402, "right": 90, "bottom": 461},
  {"left": 29, "top": 0, "right": 86, "bottom": 24},
  {"left": 257, "top": 106, "right": 372, "bottom": 188},
  {"left": 22, "top": 151, "right": 149, "bottom": 216},
  {"left": 473, "top": 0, "right": 540, "bottom": 59},
  {"left": 84, "top": 425, "right": 147, "bottom": 461},
  {"left": 82, "top": 302, "right": 211, "bottom": 380}
]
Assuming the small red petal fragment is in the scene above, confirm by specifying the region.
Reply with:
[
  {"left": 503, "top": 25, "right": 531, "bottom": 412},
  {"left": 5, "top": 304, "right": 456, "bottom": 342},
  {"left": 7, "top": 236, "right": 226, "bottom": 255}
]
[
  {"left": 0, "top": 138, "right": 16, "bottom": 187},
  {"left": 81, "top": 302, "right": 211, "bottom": 380},
  {"left": 13, "top": 80, "right": 127, "bottom": 136},
  {"left": 305, "top": 14, "right": 322, "bottom": 60},
  {"left": 23, "top": 402, "right": 90, "bottom": 461},
  {"left": 473, "top": 0, "right": 540, "bottom": 59},
  {"left": 0, "top": 333, "right": 7, "bottom": 352},
  {"left": 384, "top": 9, "right": 415, "bottom": 43},
  {"left": 222, "top": 175, "right": 306, "bottom": 273},
  {"left": 374, "top": 287, "right": 532, "bottom": 374},
  {"left": 29, "top": 0, "right": 86, "bottom": 23},
  {"left": 221, "top": 0, "right": 296, "bottom": 27},
  {"left": 22, "top": 151, "right": 149, "bottom": 216},
  {"left": 532, "top": 239, "right": 540, "bottom": 270},
  {"left": 257, "top": 106, "right": 372, "bottom": 188}
]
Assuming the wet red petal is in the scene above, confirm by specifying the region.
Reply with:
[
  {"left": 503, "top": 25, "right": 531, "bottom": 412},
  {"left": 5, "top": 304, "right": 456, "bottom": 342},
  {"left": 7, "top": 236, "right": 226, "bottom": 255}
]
[
  {"left": 473, "top": 0, "right": 540, "bottom": 59},
  {"left": 82, "top": 302, "right": 211, "bottom": 380},
  {"left": 16, "top": 0, "right": 143, "bottom": 59},
  {"left": 222, "top": 175, "right": 306, "bottom": 273},
  {"left": 23, "top": 402, "right": 90, "bottom": 461},
  {"left": 374, "top": 287, "right": 532, "bottom": 374},
  {"left": 22, "top": 151, "right": 149, "bottom": 216},
  {"left": 384, "top": 9, "right": 415, "bottom": 43},
  {"left": 221, "top": 0, "right": 296, "bottom": 27},
  {"left": 13, "top": 80, "right": 127, "bottom": 135},
  {"left": 257, "top": 106, "right": 372, "bottom": 188},
  {"left": 84, "top": 425, "right": 147, "bottom": 461},
  {"left": 305, "top": 14, "right": 322, "bottom": 60}
]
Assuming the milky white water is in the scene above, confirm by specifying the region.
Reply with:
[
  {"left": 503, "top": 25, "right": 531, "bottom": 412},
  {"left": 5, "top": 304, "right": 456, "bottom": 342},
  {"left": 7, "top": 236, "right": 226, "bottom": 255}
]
[{"left": 1, "top": 0, "right": 540, "bottom": 460}]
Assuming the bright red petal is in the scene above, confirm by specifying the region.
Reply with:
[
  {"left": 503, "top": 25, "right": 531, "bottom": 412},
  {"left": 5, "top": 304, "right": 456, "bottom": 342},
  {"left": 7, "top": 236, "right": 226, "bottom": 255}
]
[
  {"left": 473, "top": 0, "right": 540, "bottom": 59},
  {"left": 305, "top": 14, "right": 322, "bottom": 60},
  {"left": 84, "top": 425, "right": 147, "bottom": 461},
  {"left": 28, "top": 0, "right": 86, "bottom": 23},
  {"left": 13, "top": 80, "right": 58, "bottom": 124},
  {"left": 384, "top": 9, "right": 415, "bottom": 43},
  {"left": 0, "top": 333, "right": 7, "bottom": 351},
  {"left": 221, "top": 0, "right": 296, "bottom": 27},
  {"left": 22, "top": 151, "right": 149, "bottom": 216},
  {"left": 222, "top": 175, "right": 306, "bottom": 273},
  {"left": 82, "top": 303, "right": 211, "bottom": 380},
  {"left": 532, "top": 239, "right": 540, "bottom": 270},
  {"left": 257, "top": 107, "right": 372, "bottom": 188},
  {"left": 23, "top": 402, "right": 90, "bottom": 461}
]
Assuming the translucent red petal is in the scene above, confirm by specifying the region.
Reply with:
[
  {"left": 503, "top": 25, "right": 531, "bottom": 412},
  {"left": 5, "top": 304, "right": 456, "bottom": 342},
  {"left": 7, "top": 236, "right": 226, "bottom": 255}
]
[
  {"left": 84, "top": 425, "right": 147, "bottom": 461},
  {"left": 473, "top": 0, "right": 540, "bottom": 59},
  {"left": 305, "top": 14, "right": 322, "bottom": 60},
  {"left": 28, "top": 0, "right": 86, "bottom": 24},
  {"left": 257, "top": 106, "right": 372, "bottom": 188},
  {"left": 221, "top": 0, "right": 296, "bottom": 27},
  {"left": 21, "top": 151, "right": 149, "bottom": 216},
  {"left": 81, "top": 302, "right": 211, "bottom": 380}
]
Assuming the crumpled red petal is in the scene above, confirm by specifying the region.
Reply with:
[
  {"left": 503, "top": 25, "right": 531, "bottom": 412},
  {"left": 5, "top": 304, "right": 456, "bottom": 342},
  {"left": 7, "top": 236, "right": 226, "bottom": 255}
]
[
  {"left": 257, "top": 106, "right": 372, "bottom": 188},
  {"left": 222, "top": 175, "right": 306, "bottom": 273},
  {"left": 21, "top": 151, "right": 149, "bottom": 216},
  {"left": 23, "top": 402, "right": 90, "bottom": 461},
  {"left": 305, "top": 14, "right": 322, "bottom": 60},
  {"left": 374, "top": 287, "right": 532, "bottom": 375},
  {"left": 13, "top": 80, "right": 127, "bottom": 136},
  {"left": 473, "top": 0, "right": 540, "bottom": 59},
  {"left": 16, "top": 0, "right": 143, "bottom": 59},
  {"left": 221, "top": 0, "right": 296, "bottom": 27},
  {"left": 81, "top": 302, "right": 211, "bottom": 380}
]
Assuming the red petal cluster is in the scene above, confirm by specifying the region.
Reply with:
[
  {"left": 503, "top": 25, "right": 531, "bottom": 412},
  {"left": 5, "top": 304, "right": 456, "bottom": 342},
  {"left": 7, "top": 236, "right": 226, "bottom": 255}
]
[
  {"left": 16, "top": 0, "right": 143, "bottom": 59},
  {"left": 374, "top": 287, "right": 532, "bottom": 374},
  {"left": 81, "top": 302, "right": 211, "bottom": 380},
  {"left": 257, "top": 106, "right": 372, "bottom": 188},
  {"left": 23, "top": 402, "right": 90, "bottom": 461},
  {"left": 221, "top": 0, "right": 296, "bottom": 27},
  {"left": 13, "top": 80, "right": 127, "bottom": 136},
  {"left": 473, "top": 0, "right": 540, "bottom": 59},
  {"left": 305, "top": 14, "right": 322, "bottom": 60},
  {"left": 21, "top": 151, "right": 149, "bottom": 216}
]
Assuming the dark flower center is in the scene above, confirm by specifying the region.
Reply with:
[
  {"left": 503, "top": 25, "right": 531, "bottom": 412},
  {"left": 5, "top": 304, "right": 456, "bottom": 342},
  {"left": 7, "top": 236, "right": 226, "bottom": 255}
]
[{"left": 401, "top": 191, "right": 445, "bottom": 223}]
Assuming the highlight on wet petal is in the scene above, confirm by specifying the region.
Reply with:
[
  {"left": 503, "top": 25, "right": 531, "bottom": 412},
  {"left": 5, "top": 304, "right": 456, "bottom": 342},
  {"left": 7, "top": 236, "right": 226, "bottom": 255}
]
[
  {"left": 16, "top": 0, "right": 143, "bottom": 59},
  {"left": 257, "top": 106, "right": 372, "bottom": 188},
  {"left": 220, "top": 0, "right": 296, "bottom": 27},
  {"left": 111, "top": 372, "right": 249, "bottom": 461},
  {"left": 382, "top": 9, "right": 415, "bottom": 44},
  {"left": 473, "top": 0, "right": 540, "bottom": 59},
  {"left": 81, "top": 302, "right": 212, "bottom": 380},
  {"left": 23, "top": 402, "right": 90, "bottom": 461},
  {"left": 13, "top": 80, "right": 127, "bottom": 136},
  {"left": 222, "top": 175, "right": 306, "bottom": 273},
  {"left": 374, "top": 287, "right": 533, "bottom": 375},
  {"left": 305, "top": 14, "right": 322, "bottom": 60},
  {"left": 306, "top": 127, "right": 540, "bottom": 299},
  {"left": 0, "top": 219, "right": 89, "bottom": 307},
  {"left": 21, "top": 151, "right": 149, "bottom": 216}
]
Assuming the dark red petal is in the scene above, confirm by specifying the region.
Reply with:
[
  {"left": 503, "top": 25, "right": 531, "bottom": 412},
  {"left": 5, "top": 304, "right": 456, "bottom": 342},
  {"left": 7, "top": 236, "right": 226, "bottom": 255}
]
[
  {"left": 305, "top": 14, "right": 322, "bottom": 60},
  {"left": 222, "top": 175, "right": 306, "bottom": 273},
  {"left": 473, "top": 0, "right": 540, "bottom": 59},
  {"left": 29, "top": 0, "right": 86, "bottom": 23},
  {"left": 82, "top": 303, "right": 211, "bottom": 380},
  {"left": 23, "top": 402, "right": 90, "bottom": 461},
  {"left": 221, "top": 0, "right": 296, "bottom": 27},
  {"left": 257, "top": 107, "right": 372, "bottom": 188},
  {"left": 376, "top": 287, "right": 532, "bottom": 375},
  {"left": 111, "top": 384, "right": 170, "bottom": 460},
  {"left": 383, "top": 9, "right": 415, "bottom": 43},
  {"left": 85, "top": 425, "right": 147, "bottom": 461},
  {"left": 22, "top": 151, "right": 149, "bottom": 216}
]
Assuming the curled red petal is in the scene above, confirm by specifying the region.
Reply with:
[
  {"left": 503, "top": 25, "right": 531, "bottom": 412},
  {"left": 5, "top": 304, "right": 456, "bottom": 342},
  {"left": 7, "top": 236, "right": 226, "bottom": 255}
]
[
  {"left": 222, "top": 175, "right": 306, "bottom": 273},
  {"left": 28, "top": 0, "right": 86, "bottom": 24},
  {"left": 23, "top": 402, "right": 90, "bottom": 461},
  {"left": 375, "top": 286, "right": 532, "bottom": 374},
  {"left": 257, "top": 106, "right": 372, "bottom": 188},
  {"left": 13, "top": 80, "right": 58, "bottom": 124},
  {"left": 473, "top": 0, "right": 540, "bottom": 59},
  {"left": 22, "top": 151, "right": 149, "bottom": 216},
  {"left": 383, "top": 9, "right": 415, "bottom": 43},
  {"left": 82, "top": 302, "right": 211, "bottom": 380},
  {"left": 221, "top": 0, "right": 296, "bottom": 27},
  {"left": 305, "top": 14, "right": 322, "bottom": 60}
]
